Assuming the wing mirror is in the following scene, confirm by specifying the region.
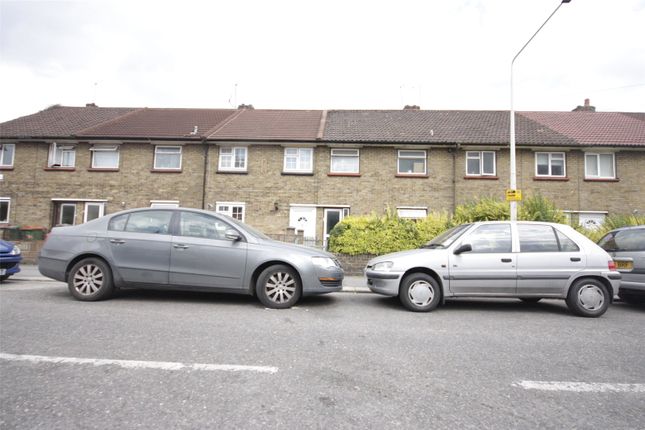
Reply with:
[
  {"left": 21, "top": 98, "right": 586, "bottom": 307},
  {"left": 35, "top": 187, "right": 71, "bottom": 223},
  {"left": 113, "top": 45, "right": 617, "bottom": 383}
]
[
  {"left": 224, "top": 229, "right": 242, "bottom": 241},
  {"left": 453, "top": 243, "right": 472, "bottom": 255}
]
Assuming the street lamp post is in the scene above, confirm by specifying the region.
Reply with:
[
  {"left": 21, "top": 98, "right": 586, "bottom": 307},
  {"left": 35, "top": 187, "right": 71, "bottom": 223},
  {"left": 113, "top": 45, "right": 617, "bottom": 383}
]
[{"left": 509, "top": 0, "right": 571, "bottom": 221}]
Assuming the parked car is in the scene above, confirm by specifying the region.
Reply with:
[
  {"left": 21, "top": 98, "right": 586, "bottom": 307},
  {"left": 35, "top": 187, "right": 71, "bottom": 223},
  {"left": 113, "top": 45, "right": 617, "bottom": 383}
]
[
  {"left": 38, "top": 208, "right": 344, "bottom": 308},
  {"left": 0, "top": 240, "right": 22, "bottom": 281},
  {"left": 597, "top": 225, "right": 645, "bottom": 304},
  {"left": 365, "top": 221, "right": 621, "bottom": 317}
]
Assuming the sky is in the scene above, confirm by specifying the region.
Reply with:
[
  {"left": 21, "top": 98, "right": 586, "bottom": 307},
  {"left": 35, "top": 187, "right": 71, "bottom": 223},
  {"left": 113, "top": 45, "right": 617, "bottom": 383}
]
[{"left": 1, "top": 0, "right": 644, "bottom": 122}]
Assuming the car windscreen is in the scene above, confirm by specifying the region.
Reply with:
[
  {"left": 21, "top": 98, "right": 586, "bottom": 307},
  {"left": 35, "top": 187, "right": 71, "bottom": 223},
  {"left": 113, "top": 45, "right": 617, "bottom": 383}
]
[
  {"left": 598, "top": 228, "right": 645, "bottom": 252},
  {"left": 420, "top": 223, "right": 472, "bottom": 249}
]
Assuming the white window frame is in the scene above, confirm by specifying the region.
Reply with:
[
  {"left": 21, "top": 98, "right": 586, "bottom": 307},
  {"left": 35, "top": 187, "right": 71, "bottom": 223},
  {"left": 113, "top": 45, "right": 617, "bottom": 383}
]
[
  {"left": 154, "top": 146, "right": 182, "bottom": 170},
  {"left": 0, "top": 143, "right": 15, "bottom": 167},
  {"left": 150, "top": 200, "right": 179, "bottom": 208},
  {"left": 47, "top": 142, "right": 76, "bottom": 168},
  {"left": 283, "top": 148, "right": 313, "bottom": 173},
  {"left": 397, "top": 150, "right": 427, "bottom": 175},
  {"left": 59, "top": 203, "right": 77, "bottom": 225},
  {"left": 397, "top": 207, "right": 428, "bottom": 219},
  {"left": 215, "top": 201, "right": 245, "bottom": 222},
  {"left": 218, "top": 147, "right": 248, "bottom": 172},
  {"left": 584, "top": 153, "right": 616, "bottom": 179},
  {"left": 83, "top": 202, "right": 105, "bottom": 223},
  {"left": 535, "top": 152, "right": 566, "bottom": 177},
  {"left": 466, "top": 151, "right": 496, "bottom": 176},
  {"left": 90, "top": 145, "right": 120, "bottom": 169},
  {"left": 0, "top": 198, "right": 10, "bottom": 223},
  {"left": 330, "top": 148, "right": 360, "bottom": 174}
]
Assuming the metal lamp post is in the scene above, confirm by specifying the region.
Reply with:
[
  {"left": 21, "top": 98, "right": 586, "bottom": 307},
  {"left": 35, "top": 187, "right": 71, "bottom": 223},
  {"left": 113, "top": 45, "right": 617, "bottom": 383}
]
[{"left": 509, "top": 0, "right": 571, "bottom": 221}]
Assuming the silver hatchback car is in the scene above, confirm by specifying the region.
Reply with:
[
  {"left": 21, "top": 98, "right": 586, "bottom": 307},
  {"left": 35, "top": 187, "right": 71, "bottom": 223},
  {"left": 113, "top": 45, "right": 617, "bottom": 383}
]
[
  {"left": 39, "top": 208, "right": 343, "bottom": 309},
  {"left": 365, "top": 221, "right": 621, "bottom": 317},
  {"left": 598, "top": 225, "right": 645, "bottom": 304}
]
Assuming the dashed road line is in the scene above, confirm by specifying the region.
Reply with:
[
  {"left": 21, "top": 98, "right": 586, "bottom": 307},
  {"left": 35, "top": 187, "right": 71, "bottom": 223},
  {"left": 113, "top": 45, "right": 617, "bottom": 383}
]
[
  {"left": 0, "top": 352, "right": 278, "bottom": 374},
  {"left": 514, "top": 380, "right": 645, "bottom": 393}
]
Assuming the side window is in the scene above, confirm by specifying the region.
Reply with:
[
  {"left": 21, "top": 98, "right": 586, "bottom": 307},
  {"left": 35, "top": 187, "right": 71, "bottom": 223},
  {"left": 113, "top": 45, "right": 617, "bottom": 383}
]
[
  {"left": 124, "top": 211, "right": 172, "bottom": 234},
  {"left": 466, "top": 224, "right": 512, "bottom": 253},
  {"left": 519, "top": 224, "right": 560, "bottom": 252},
  {"left": 108, "top": 214, "right": 129, "bottom": 231},
  {"left": 555, "top": 230, "right": 580, "bottom": 252},
  {"left": 179, "top": 212, "right": 232, "bottom": 240}
]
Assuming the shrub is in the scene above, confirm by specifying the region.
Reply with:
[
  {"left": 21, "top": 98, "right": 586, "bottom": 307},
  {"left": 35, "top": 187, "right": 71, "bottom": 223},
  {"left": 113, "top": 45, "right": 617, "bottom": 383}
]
[
  {"left": 577, "top": 214, "right": 645, "bottom": 243},
  {"left": 518, "top": 193, "right": 566, "bottom": 223},
  {"left": 451, "top": 196, "right": 509, "bottom": 225}
]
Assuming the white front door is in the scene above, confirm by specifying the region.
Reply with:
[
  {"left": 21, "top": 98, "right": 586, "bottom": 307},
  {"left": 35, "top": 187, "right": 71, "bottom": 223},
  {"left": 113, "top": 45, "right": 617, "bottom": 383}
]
[
  {"left": 289, "top": 206, "right": 317, "bottom": 242},
  {"left": 323, "top": 208, "right": 348, "bottom": 249}
]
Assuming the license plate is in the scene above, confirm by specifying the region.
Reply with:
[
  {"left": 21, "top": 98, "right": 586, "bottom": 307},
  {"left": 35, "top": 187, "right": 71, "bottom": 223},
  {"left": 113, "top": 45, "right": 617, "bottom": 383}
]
[
  {"left": 0, "top": 269, "right": 5, "bottom": 276},
  {"left": 615, "top": 260, "right": 633, "bottom": 271}
]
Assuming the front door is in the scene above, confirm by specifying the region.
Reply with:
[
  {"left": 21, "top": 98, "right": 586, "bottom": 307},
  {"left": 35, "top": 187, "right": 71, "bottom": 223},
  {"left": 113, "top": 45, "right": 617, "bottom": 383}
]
[
  {"left": 323, "top": 208, "right": 347, "bottom": 249},
  {"left": 289, "top": 205, "right": 317, "bottom": 244}
]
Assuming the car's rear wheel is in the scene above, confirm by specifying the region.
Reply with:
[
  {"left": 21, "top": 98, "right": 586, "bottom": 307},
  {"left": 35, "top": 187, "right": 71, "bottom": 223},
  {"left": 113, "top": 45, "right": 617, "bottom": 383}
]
[
  {"left": 68, "top": 258, "right": 114, "bottom": 301},
  {"left": 256, "top": 265, "right": 301, "bottom": 309},
  {"left": 566, "top": 278, "right": 609, "bottom": 317},
  {"left": 399, "top": 273, "right": 441, "bottom": 312},
  {"left": 520, "top": 297, "right": 542, "bottom": 304}
]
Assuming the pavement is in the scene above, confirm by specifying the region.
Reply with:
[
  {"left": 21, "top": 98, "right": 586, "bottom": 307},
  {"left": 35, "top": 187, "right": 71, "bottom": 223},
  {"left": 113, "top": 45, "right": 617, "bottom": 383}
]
[{"left": 5, "top": 264, "right": 372, "bottom": 293}]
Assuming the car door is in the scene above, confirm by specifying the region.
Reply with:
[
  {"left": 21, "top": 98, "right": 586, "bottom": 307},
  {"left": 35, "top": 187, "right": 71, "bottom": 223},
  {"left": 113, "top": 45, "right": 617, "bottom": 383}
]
[
  {"left": 106, "top": 210, "right": 173, "bottom": 285},
  {"left": 515, "top": 224, "right": 585, "bottom": 296},
  {"left": 448, "top": 223, "right": 516, "bottom": 295},
  {"left": 169, "top": 211, "right": 248, "bottom": 289}
]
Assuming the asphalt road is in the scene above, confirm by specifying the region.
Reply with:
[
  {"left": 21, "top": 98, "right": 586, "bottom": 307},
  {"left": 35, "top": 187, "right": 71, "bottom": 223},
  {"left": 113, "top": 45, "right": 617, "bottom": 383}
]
[{"left": 1, "top": 279, "right": 644, "bottom": 429}]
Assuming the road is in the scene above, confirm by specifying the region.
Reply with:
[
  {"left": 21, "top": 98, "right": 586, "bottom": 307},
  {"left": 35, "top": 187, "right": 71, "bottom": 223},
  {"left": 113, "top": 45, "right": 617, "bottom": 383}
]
[{"left": 1, "top": 279, "right": 644, "bottom": 429}]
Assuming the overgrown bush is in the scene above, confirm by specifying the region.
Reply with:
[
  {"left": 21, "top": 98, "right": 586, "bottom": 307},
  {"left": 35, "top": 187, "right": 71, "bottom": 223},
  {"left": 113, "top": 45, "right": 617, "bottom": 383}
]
[
  {"left": 518, "top": 193, "right": 566, "bottom": 223},
  {"left": 451, "top": 196, "right": 509, "bottom": 225}
]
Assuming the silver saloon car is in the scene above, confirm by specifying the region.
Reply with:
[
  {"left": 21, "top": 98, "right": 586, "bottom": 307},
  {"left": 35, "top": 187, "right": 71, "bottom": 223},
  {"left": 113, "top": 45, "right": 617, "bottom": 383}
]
[
  {"left": 365, "top": 221, "right": 621, "bottom": 317},
  {"left": 38, "top": 208, "right": 343, "bottom": 309}
]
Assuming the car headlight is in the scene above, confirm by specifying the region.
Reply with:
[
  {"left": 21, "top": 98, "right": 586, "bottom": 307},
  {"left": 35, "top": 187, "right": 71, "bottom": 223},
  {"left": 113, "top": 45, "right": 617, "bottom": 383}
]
[
  {"left": 10, "top": 245, "right": 21, "bottom": 256},
  {"left": 372, "top": 261, "right": 393, "bottom": 272},
  {"left": 312, "top": 256, "right": 338, "bottom": 268}
]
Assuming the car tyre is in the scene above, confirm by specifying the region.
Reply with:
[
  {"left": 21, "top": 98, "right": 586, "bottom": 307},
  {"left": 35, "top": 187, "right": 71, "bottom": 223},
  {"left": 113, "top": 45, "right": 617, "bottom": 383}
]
[
  {"left": 566, "top": 278, "right": 610, "bottom": 317},
  {"left": 399, "top": 273, "right": 441, "bottom": 312},
  {"left": 256, "top": 265, "right": 302, "bottom": 309},
  {"left": 68, "top": 258, "right": 114, "bottom": 301},
  {"left": 0, "top": 274, "right": 10, "bottom": 282},
  {"left": 520, "top": 297, "right": 542, "bottom": 304}
]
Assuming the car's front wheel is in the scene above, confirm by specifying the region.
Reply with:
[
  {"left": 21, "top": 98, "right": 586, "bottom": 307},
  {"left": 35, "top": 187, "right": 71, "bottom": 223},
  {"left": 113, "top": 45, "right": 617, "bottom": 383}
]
[
  {"left": 399, "top": 273, "right": 441, "bottom": 312},
  {"left": 566, "top": 278, "right": 610, "bottom": 317},
  {"left": 256, "top": 265, "right": 302, "bottom": 309},
  {"left": 68, "top": 258, "right": 114, "bottom": 301}
]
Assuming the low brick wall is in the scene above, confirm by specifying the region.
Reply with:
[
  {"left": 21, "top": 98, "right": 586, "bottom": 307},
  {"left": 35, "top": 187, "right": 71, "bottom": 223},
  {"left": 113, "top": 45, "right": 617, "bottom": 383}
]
[
  {"left": 333, "top": 254, "right": 375, "bottom": 276},
  {"left": 14, "top": 240, "right": 44, "bottom": 264}
]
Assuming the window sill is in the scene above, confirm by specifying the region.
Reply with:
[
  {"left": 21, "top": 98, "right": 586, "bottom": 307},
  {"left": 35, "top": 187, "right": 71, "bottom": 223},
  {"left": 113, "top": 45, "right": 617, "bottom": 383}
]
[
  {"left": 87, "top": 168, "right": 120, "bottom": 172},
  {"left": 282, "top": 171, "right": 314, "bottom": 176},
  {"left": 328, "top": 173, "right": 361, "bottom": 177},
  {"left": 584, "top": 178, "right": 619, "bottom": 182},
  {"left": 0, "top": 166, "right": 15, "bottom": 170},
  {"left": 464, "top": 175, "right": 498, "bottom": 180},
  {"left": 396, "top": 174, "right": 429, "bottom": 178},
  {"left": 533, "top": 176, "right": 569, "bottom": 181},
  {"left": 44, "top": 167, "right": 75, "bottom": 171},
  {"left": 151, "top": 169, "right": 183, "bottom": 173},
  {"left": 217, "top": 170, "right": 248, "bottom": 175}
]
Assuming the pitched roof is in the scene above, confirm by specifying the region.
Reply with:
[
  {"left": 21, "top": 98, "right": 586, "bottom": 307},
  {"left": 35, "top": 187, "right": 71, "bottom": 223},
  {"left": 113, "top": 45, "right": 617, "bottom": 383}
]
[
  {"left": 208, "top": 109, "right": 323, "bottom": 141},
  {"left": 0, "top": 105, "right": 136, "bottom": 138},
  {"left": 322, "top": 110, "right": 577, "bottom": 146},
  {"left": 77, "top": 108, "right": 237, "bottom": 139}
]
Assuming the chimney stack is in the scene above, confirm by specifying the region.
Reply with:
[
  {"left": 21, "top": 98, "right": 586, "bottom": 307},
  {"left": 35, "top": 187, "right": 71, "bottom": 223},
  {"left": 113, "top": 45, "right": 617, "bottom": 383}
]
[
  {"left": 403, "top": 105, "right": 420, "bottom": 110},
  {"left": 572, "top": 98, "right": 595, "bottom": 112}
]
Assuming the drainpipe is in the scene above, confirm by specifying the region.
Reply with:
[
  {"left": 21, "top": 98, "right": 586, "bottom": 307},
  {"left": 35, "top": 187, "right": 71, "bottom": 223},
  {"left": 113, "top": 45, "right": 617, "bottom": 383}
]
[
  {"left": 201, "top": 138, "right": 209, "bottom": 210},
  {"left": 452, "top": 144, "right": 460, "bottom": 214}
]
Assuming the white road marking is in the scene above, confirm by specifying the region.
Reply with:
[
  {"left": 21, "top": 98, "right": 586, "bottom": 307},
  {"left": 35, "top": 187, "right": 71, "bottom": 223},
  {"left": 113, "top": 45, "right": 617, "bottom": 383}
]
[
  {"left": 0, "top": 352, "right": 278, "bottom": 374},
  {"left": 515, "top": 380, "right": 645, "bottom": 393}
]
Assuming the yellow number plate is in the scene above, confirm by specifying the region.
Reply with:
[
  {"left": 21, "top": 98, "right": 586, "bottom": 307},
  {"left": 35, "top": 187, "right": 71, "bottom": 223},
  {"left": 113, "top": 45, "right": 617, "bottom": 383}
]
[{"left": 615, "top": 260, "right": 633, "bottom": 271}]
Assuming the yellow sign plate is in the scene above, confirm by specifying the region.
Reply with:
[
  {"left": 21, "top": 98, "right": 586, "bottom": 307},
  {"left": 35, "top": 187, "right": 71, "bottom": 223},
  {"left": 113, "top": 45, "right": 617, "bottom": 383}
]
[{"left": 506, "top": 189, "right": 522, "bottom": 201}]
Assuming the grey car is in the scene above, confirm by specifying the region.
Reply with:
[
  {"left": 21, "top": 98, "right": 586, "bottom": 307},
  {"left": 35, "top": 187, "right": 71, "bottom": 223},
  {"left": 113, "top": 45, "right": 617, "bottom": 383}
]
[
  {"left": 365, "top": 221, "right": 621, "bottom": 317},
  {"left": 598, "top": 225, "right": 645, "bottom": 304},
  {"left": 38, "top": 208, "right": 343, "bottom": 309}
]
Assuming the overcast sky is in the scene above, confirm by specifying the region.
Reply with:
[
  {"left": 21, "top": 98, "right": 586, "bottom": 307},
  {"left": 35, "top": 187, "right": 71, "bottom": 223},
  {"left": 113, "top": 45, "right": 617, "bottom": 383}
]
[{"left": 1, "top": 0, "right": 644, "bottom": 122}]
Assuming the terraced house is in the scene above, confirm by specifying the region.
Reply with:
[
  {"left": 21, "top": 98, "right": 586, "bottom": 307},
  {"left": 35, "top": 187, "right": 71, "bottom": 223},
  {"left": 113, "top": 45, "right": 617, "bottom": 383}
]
[{"left": 1, "top": 102, "right": 644, "bottom": 246}]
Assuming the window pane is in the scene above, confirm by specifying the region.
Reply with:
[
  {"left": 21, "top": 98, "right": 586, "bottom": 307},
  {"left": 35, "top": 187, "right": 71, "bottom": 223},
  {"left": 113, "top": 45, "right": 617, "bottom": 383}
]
[
  {"left": 556, "top": 230, "right": 580, "bottom": 252},
  {"left": 332, "top": 154, "right": 359, "bottom": 173},
  {"left": 62, "top": 150, "right": 75, "bottom": 167},
  {"left": 109, "top": 214, "right": 128, "bottom": 231},
  {"left": 1, "top": 144, "right": 14, "bottom": 166},
  {"left": 468, "top": 224, "right": 512, "bottom": 253},
  {"left": 399, "top": 150, "right": 425, "bottom": 158},
  {"left": 60, "top": 205, "right": 75, "bottom": 225},
  {"left": 585, "top": 154, "right": 598, "bottom": 177},
  {"left": 536, "top": 154, "right": 549, "bottom": 175},
  {"left": 467, "top": 158, "right": 480, "bottom": 175},
  {"left": 519, "top": 224, "right": 559, "bottom": 252},
  {"left": 93, "top": 150, "right": 118, "bottom": 168},
  {"left": 180, "top": 212, "right": 223, "bottom": 239},
  {"left": 613, "top": 229, "right": 645, "bottom": 252},
  {"left": 234, "top": 148, "right": 246, "bottom": 168},
  {"left": 156, "top": 153, "right": 180, "bottom": 169},
  {"left": 551, "top": 158, "right": 564, "bottom": 176},
  {"left": 125, "top": 211, "right": 172, "bottom": 234},
  {"left": 0, "top": 200, "right": 9, "bottom": 222},
  {"left": 86, "top": 204, "right": 101, "bottom": 221},
  {"left": 482, "top": 152, "right": 495, "bottom": 175},
  {"left": 599, "top": 154, "right": 614, "bottom": 177}
]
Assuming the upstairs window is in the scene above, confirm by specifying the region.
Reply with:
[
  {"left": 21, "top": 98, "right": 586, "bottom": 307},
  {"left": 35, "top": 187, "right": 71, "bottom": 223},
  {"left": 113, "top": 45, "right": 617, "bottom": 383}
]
[
  {"left": 219, "top": 147, "right": 247, "bottom": 171},
  {"left": 48, "top": 143, "right": 76, "bottom": 168},
  {"left": 0, "top": 144, "right": 15, "bottom": 168},
  {"left": 283, "top": 148, "right": 313, "bottom": 173},
  {"left": 397, "top": 150, "right": 426, "bottom": 175},
  {"left": 154, "top": 146, "right": 182, "bottom": 170},
  {"left": 585, "top": 153, "right": 615, "bottom": 179},
  {"left": 330, "top": 149, "right": 359, "bottom": 174},
  {"left": 535, "top": 152, "right": 565, "bottom": 177},
  {"left": 90, "top": 145, "right": 119, "bottom": 169},
  {"left": 466, "top": 151, "right": 496, "bottom": 176}
]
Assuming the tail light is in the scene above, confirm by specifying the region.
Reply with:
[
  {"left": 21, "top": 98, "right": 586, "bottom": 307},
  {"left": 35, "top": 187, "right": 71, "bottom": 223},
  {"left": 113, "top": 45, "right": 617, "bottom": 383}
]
[{"left": 608, "top": 260, "right": 617, "bottom": 271}]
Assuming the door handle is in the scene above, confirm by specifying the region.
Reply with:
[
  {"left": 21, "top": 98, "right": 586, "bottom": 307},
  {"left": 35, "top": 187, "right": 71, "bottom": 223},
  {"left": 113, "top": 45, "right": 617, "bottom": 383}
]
[
  {"left": 173, "top": 244, "right": 189, "bottom": 250},
  {"left": 501, "top": 258, "right": 512, "bottom": 263},
  {"left": 570, "top": 257, "right": 581, "bottom": 262},
  {"left": 109, "top": 239, "right": 125, "bottom": 245}
]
